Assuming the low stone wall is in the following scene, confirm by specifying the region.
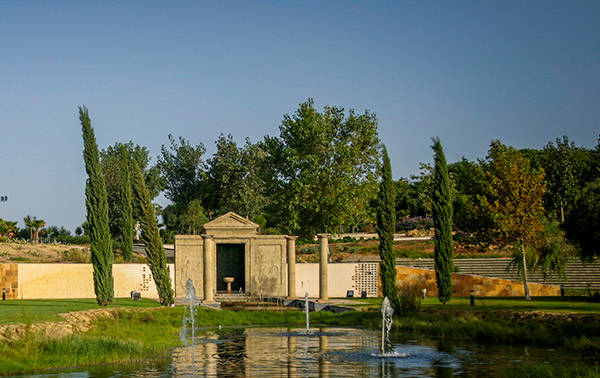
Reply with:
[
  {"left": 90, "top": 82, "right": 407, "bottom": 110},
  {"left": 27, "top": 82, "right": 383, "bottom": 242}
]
[
  {"left": 295, "top": 263, "right": 359, "bottom": 298},
  {"left": 1, "top": 262, "right": 560, "bottom": 300},
  {"left": 396, "top": 266, "right": 560, "bottom": 297},
  {"left": 1, "top": 263, "right": 175, "bottom": 299},
  {"left": 0, "top": 264, "right": 18, "bottom": 299}
]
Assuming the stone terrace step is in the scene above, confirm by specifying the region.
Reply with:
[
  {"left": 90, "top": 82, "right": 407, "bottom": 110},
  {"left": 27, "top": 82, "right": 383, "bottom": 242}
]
[{"left": 396, "top": 258, "right": 600, "bottom": 290}]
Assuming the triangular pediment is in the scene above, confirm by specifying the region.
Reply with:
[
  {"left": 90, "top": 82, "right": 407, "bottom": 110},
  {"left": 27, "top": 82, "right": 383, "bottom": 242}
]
[{"left": 203, "top": 212, "right": 259, "bottom": 236}]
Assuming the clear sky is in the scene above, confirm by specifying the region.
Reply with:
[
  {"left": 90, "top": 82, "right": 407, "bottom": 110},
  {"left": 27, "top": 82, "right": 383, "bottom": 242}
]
[{"left": 1, "top": 1, "right": 598, "bottom": 232}]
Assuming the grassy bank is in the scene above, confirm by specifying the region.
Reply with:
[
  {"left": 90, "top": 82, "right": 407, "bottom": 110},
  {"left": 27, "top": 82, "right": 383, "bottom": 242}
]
[
  {"left": 1, "top": 297, "right": 599, "bottom": 376},
  {"left": 346, "top": 295, "right": 600, "bottom": 313},
  {"left": 0, "top": 306, "right": 307, "bottom": 376},
  {"left": 313, "top": 304, "right": 600, "bottom": 360},
  {"left": 0, "top": 298, "right": 161, "bottom": 325}
]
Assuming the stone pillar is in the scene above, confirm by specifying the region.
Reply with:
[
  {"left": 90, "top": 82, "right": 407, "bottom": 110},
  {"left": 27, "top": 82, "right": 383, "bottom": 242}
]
[
  {"left": 318, "top": 233, "right": 329, "bottom": 301},
  {"left": 203, "top": 234, "right": 216, "bottom": 303},
  {"left": 285, "top": 236, "right": 298, "bottom": 299}
]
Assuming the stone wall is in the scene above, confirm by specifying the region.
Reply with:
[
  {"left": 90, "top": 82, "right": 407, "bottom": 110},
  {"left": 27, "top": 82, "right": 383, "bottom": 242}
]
[
  {"left": 395, "top": 266, "right": 560, "bottom": 297},
  {"left": 251, "top": 237, "right": 287, "bottom": 297},
  {"left": 174, "top": 235, "right": 204, "bottom": 298},
  {"left": 295, "top": 263, "right": 366, "bottom": 298},
  {"left": 4, "top": 263, "right": 175, "bottom": 299},
  {"left": 1, "top": 262, "right": 560, "bottom": 300},
  {"left": 0, "top": 264, "right": 18, "bottom": 299}
]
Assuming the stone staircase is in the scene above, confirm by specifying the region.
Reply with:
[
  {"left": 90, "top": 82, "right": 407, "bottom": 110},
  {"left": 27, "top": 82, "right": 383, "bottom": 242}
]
[{"left": 396, "top": 258, "right": 600, "bottom": 290}]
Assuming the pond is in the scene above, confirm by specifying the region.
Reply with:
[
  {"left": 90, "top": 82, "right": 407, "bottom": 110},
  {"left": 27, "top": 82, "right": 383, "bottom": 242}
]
[{"left": 14, "top": 326, "right": 580, "bottom": 377}]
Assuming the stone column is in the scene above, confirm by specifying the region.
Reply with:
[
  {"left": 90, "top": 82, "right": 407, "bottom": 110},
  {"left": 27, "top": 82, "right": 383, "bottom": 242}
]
[
  {"left": 285, "top": 235, "right": 298, "bottom": 299},
  {"left": 202, "top": 234, "right": 216, "bottom": 303},
  {"left": 318, "top": 233, "right": 329, "bottom": 301}
]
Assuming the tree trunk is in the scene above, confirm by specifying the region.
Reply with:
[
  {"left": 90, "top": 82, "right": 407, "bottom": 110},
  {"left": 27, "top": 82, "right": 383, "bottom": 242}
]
[{"left": 521, "top": 245, "right": 531, "bottom": 300}]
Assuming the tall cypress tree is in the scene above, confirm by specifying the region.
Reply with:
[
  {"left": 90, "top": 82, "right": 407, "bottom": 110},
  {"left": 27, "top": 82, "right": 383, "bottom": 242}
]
[
  {"left": 119, "top": 146, "right": 134, "bottom": 262},
  {"left": 80, "top": 106, "right": 114, "bottom": 306},
  {"left": 131, "top": 159, "right": 174, "bottom": 306},
  {"left": 431, "top": 137, "right": 453, "bottom": 304},
  {"left": 376, "top": 145, "right": 401, "bottom": 314}
]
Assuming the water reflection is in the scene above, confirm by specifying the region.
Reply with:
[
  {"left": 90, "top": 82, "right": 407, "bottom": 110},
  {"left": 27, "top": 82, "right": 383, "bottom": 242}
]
[{"left": 13, "top": 326, "right": 583, "bottom": 378}]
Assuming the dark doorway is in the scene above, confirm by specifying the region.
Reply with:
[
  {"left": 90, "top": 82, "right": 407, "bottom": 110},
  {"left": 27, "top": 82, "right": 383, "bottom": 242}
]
[{"left": 216, "top": 244, "right": 245, "bottom": 292}]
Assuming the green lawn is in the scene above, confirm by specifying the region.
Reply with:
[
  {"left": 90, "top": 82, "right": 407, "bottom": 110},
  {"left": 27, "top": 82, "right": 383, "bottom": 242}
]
[
  {"left": 424, "top": 296, "right": 600, "bottom": 314},
  {"left": 0, "top": 298, "right": 161, "bottom": 325},
  {"left": 345, "top": 295, "right": 600, "bottom": 314},
  {"left": 2, "top": 296, "right": 597, "bottom": 326}
]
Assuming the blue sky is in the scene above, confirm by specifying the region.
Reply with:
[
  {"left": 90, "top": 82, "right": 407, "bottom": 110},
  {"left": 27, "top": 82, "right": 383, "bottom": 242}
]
[{"left": 1, "top": 1, "right": 598, "bottom": 232}]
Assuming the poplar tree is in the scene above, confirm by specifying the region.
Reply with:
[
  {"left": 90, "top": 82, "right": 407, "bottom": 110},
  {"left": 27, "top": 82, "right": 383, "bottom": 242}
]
[
  {"left": 80, "top": 106, "right": 114, "bottom": 306},
  {"left": 376, "top": 146, "right": 401, "bottom": 314},
  {"left": 131, "top": 159, "right": 174, "bottom": 306},
  {"left": 119, "top": 145, "right": 134, "bottom": 262},
  {"left": 431, "top": 137, "right": 453, "bottom": 304}
]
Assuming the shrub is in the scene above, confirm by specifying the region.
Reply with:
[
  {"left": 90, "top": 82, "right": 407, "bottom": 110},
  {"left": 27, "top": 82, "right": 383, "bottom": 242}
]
[
  {"left": 61, "top": 248, "right": 91, "bottom": 263},
  {"left": 55, "top": 235, "right": 91, "bottom": 245},
  {"left": 395, "top": 248, "right": 433, "bottom": 259},
  {"left": 300, "top": 246, "right": 318, "bottom": 255},
  {"left": 396, "top": 216, "right": 434, "bottom": 232},
  {"left": 10, "top": 257, "right": 30, "bottom": 262},
  {"left": 398, "top": 279, "right": 424, "bottom": 313}
]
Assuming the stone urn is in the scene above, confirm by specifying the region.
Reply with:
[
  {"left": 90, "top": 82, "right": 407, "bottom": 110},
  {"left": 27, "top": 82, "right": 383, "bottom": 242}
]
[{"left": 224, "top": 277, "right": 235, "bottom": 294}]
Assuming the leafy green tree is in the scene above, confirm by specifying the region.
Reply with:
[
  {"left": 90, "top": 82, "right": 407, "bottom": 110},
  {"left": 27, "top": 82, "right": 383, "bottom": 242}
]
[
  {"left": 206, "top": 134, "right": 268, "bottom": 219},
  {"left": 162, "top": 199, "right": 209, "bottom": 235},
  {"left": 469, "top": 141, "right": 547, "bottom": 300},
  {"left": 260, "top": 99, "right": 380, "bottom": 239},
  {"left": 564, "top": 179, "right": 600, "bottom": 262},
  {"left": 0, "top": 219, "right": 18, "bottom": 239},
  {"left": 131, "top": 159, "right": 174, "bottom": 306},
  {"left": 394, "top": 159, "right": 462, "bottom": 223},
  {"left": 534, "top": 219, "right": 572, "bottom": 283},
  {"left": 448, "top": 158, "right": 483, "bottom": 237},
  {"left": 119, "top": 146, "right": 134, "bottom": 262},
  {"left": 44, "top": 225, "right": 71, "bottom": 242},
  {"left": 542, "top": 136, "right": 579, "bottom": 223},
  {"left": 157, "top": 134, "right": 206, "bottom": 208},
  {"left": 376, "top": 146, "right": 401, "bottom": 314},
  {"left": 23, "top": 215, "right": 34, "bottom": 240},
  {"left": 408, "top": 163, "right": 435, "bottom": 216},
  {"left": 431, "top": 137, "right": 453, "bottom": 304},
  {"left": 30, "top": 218, "right": 46, "bottom": 244},
  {"left": 100, "top": 142, "right": 164, "bottom": 236},
  {"left": 179, "top": 199, "right": 209, "bottom": 235},
  {"left": 80, "top": 106, "right": 114, "bottom": 306}
]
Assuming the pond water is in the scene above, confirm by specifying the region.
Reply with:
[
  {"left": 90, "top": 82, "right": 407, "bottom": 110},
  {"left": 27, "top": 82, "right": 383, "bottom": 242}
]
[{"left": 16, "top": 326, "right": 579, "bottom": 377}]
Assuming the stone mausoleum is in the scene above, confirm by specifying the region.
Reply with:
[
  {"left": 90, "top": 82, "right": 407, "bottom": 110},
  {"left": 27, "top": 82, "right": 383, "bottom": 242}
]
[{"left": 174, "top": 212, "right": 299, "bottom": 302}]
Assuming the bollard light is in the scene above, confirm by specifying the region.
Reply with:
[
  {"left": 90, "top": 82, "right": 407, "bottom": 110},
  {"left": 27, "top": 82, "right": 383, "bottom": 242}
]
[
  {"left": 422, "top": 288, "right": 427, "bottom": 300},
  {"left": 2, "top": 288, "right": 6, "bottom": 301},
  {"left": 470, "top": 290, "right": 475, "bottom": 306},
  {"left": 560, "top": 284, "right": 565, "bottom": 297}
]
